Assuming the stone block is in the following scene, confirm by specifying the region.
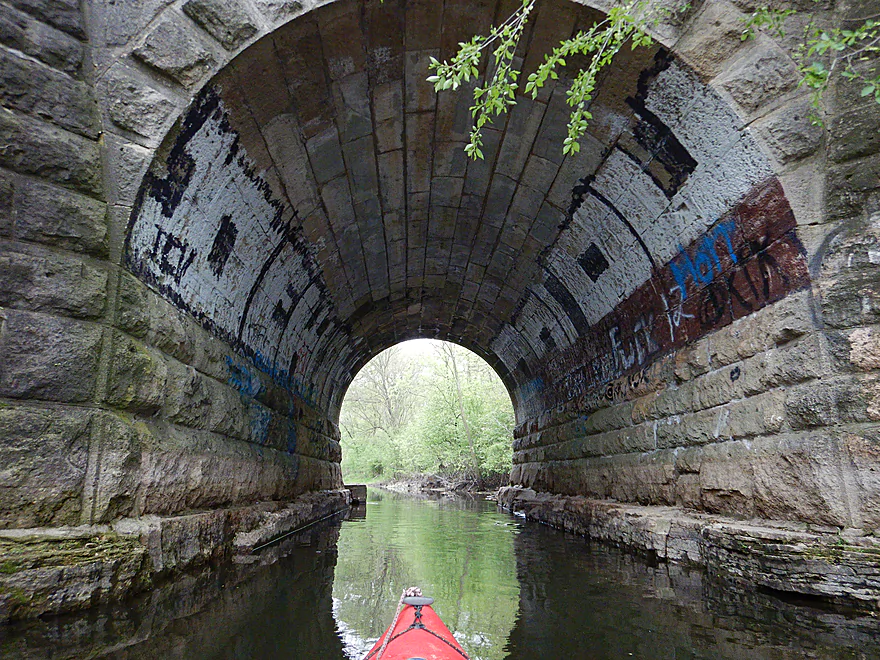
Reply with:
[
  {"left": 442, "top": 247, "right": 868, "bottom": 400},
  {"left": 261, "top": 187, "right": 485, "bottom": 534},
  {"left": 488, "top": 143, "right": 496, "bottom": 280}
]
[
  {"left": 0, "top": 310, "right": 103, "bottom": 403},
  {"left": 378, "top": 150, "right": 404, "bottom": 212},
  {"left": 496, "top": 98, "right": 546, "bottom": 181},
  {"left": 132, "top": 13, "right": 219, "bottom": 88},
  {"left": 829, "top": 100, "right": 880, "bottom": 164},
  {"left": 0, "top": 46, "right": 98, "bottom": 138},
  {"left": 0, "top": 404, "right": 91, "bottom": 527},
  {"left": 182, "top": 0, "right": 260, "bottom": 50},
  {"left": 674, "top": 0, "right": 747, "bottom": 78},
  {"left": 143, "top": 293, "right": 199, "bottom": 366},
  {"left": 751, "top": 432, "right": 853, "bottom": 527},
  {"left": 825, "top": 152, "right": 880, "bottom": 223},
  {"left": 105, "top": 331, "right": 168, "bottom": 414},
  {"left": 8, "top": 0, "right": 85, "bottom": 39},
  {"left": 740, "top": 333, "right": 829, "bottom": 394},
  {"left": 0, "top": 108, "right": 102, "bottom": 198},
  {"left": 0, "top": 3, "right": 82, "bottom": 74},
  {"left": 717, "top": 41, "right": 799, "bottom": 115},
  {"left": 102, "top": 134, "right": 151, "bottom": 207},
  {"left": 404, "top": 50, "right": 437, "bottom": 113},
  {"left": 162, "top": 357, "right": 248, "bottom": 439},
  {"left": 0, "top": 170, "right": 13, "bottom": 238},
  {"left": 690, "top": 364, "right": 744, "bottom": 411},
  {"left": 88, "top": 0, "right": 174, "bottom": 59},
  {"left": 82, "top": 412, "right": 145, "bottom": 523},
  {"left": 332, "top": 72, "right": 372, "bottom": 143},
  {"left": 0, "top": 244, "right": 108, "bottom": 319},
  {"left": 131, "top": 426, "right": 302, "bottom": 516},
  {"left": 306, "top": 127, "right": 346, "bottom": 185},
  {"left": 101, "top": 63, "right": 182, "bottom": 142},
  {"left": 842, "top": 428, "right": 880, "bottom": 532},
  {"left": 752, "top": 95, "right": 823, "bottom": 165},
  {"left": 12, "top": 171, "right": 108, "bottom": 257},
  {"left": 342, "top": 135, "right": 378, "bottom": 204},
  {"left": 250, "top": 0, "right": 306, "bottom": 24},
  {"left": 115, "top": 272, "right": 150, "bottom": 338},
  {"left": 697, "top": 440, "right": 755, "bottom": 518}
]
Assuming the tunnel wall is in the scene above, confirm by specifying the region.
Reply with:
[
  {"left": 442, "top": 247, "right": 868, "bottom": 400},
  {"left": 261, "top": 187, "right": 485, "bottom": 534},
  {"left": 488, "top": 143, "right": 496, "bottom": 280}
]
[
  {"left": 0, "top": 0, "right": 877, "bottom": 538},
  {"left": 505, "top": 0, "right": 880, "bottom": 533},
  {"left": 0, "top": 0, "right": 342, "bottom": 530}
]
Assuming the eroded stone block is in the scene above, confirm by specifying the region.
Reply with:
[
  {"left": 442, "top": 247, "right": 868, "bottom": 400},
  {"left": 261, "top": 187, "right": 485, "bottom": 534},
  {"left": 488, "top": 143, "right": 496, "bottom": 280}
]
[
  {"left": 0, "top": 310, "right": 103, "bottom": 403},
  {"left": 182, "top": 0, "right": 260, "bottom": 50}
]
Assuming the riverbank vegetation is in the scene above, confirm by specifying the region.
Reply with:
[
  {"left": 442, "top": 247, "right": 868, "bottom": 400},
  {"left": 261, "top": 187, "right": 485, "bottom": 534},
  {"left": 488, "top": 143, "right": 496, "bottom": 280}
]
[{"left": 339, "top": 341, "right": 514, "bottom": 486}]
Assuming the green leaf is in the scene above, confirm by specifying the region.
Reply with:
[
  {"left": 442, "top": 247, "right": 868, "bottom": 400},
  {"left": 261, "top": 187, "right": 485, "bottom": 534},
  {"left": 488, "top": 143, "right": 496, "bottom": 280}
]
[{"left": 861, "top": 84, "right": 876, "bottom": 96}]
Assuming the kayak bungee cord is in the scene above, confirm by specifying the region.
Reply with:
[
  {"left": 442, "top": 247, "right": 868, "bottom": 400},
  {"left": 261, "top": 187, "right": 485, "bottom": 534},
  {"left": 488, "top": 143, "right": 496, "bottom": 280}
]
[{"left": 364, "top": 587, "right": 470, "bottom": 660}]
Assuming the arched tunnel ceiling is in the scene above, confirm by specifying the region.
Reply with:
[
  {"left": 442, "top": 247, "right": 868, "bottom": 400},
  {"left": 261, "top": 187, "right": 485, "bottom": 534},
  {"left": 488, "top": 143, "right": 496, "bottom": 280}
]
[{"left": 125, "top": 0, "right": 810, "bottom": 419}]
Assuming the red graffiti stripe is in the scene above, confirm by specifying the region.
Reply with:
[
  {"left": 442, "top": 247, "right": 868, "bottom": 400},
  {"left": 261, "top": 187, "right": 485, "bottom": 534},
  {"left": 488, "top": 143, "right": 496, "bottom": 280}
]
[{"left": 538, "top": 177, "right": 810, "bottom": 408}]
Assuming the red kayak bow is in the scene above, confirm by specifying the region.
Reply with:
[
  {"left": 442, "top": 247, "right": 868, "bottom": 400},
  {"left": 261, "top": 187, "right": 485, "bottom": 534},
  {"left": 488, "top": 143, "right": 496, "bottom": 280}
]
[{"left": 364, "top": 591, "right": 469, "bottom": 660}]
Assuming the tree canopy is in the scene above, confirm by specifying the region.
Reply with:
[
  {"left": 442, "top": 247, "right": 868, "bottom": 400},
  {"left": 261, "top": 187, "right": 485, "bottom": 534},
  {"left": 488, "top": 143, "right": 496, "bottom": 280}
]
[{"left": 339, "top": 340, "right": 515, "bottom": 483}]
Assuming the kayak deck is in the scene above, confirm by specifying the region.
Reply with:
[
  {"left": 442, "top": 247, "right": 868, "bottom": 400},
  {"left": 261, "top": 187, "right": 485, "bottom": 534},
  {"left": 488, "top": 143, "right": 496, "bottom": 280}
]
[{"left": 365, "top": 599, "right": 469, "bottom": 660}]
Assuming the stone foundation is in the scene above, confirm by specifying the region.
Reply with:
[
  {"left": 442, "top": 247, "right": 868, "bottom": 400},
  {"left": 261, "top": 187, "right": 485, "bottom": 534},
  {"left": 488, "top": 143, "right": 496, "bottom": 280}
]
[
  {"left": 0, "top": 489, "right": 350, "bottom": 623},
  {"left": 498, "top": 486, "right": 880, "bottom": 611}
]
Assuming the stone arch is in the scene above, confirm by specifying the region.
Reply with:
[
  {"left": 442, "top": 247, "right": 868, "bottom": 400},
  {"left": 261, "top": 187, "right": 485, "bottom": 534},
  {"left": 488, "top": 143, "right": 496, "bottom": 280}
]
[
  {"left": 3, "top": 0, "right": 880, "bottom": 618},
  {"left": 119, "top": 0, "right": 812, "bottom": 429}
]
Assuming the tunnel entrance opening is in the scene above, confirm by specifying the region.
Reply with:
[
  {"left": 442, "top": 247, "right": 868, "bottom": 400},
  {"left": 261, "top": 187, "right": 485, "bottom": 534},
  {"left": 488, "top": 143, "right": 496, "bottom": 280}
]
[
  {"left": 339, "top": 339, "right": 515, "bottom": 488},
  {"left": 5, "top": 0, "right": 880, "bottom": 624}
]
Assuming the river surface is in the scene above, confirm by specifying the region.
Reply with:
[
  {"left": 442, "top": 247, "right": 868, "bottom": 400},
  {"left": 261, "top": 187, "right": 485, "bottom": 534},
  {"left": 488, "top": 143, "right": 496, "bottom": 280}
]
[{"left": 2, "top": 489, "right": 880, "bottom": 659}]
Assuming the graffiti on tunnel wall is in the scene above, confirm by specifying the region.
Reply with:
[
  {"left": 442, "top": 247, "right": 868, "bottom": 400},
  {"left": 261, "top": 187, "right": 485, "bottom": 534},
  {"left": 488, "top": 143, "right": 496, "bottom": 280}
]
[
  {"left": 125, "top": 85, "right": 345, "bottom": 405},
  {"left": 534, "top": 178, "right": 810, "bottom": 408}
]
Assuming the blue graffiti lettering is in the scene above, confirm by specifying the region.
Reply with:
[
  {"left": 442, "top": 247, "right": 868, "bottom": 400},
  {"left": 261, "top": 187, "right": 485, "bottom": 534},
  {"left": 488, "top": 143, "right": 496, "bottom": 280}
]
[{"left": 670, "top": 219, "right": 738, "bottom": 300}]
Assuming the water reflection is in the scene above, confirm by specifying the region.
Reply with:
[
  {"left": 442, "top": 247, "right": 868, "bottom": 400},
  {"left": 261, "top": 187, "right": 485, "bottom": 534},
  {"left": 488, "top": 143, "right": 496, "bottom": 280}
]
[
  {"left": 1, "top": 491, "right": 879, "bottom": 659},
  {"left": 331, "top": 489, "right": 519, "bottom": 659},
  {"left": 505, "top": 517, "right": 880, "bottom": 660},
  {"left": 0, "top": 522, "right": 346, "bottom": 659}
]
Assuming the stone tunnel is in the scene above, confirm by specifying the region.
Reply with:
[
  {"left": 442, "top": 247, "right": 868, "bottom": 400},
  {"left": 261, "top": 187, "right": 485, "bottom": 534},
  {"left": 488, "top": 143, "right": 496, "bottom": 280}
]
[{"left": 1, "top": 0, "right": 879, "bottom": 617}]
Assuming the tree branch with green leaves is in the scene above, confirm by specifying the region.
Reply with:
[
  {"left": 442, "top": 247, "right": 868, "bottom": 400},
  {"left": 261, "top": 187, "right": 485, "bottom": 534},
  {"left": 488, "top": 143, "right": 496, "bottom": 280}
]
[
  {"left": 742, "top": 7, "right": 879, "bottom": 124},
  {"left": 420, "top": 0, "right": 879, "bottom": 159}
]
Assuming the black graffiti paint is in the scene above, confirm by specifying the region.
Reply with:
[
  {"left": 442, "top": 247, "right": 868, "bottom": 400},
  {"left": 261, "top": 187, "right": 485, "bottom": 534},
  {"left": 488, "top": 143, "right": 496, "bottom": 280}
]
[
  {"left": 151, "top": 225, "right": 197, "bottom": 284},
  {"left": 578, "top": 243, "right": 611, "bottom": 282},
  {"left": 626, "top": 49, "right": 698, "bottom": 199},
  {"left": 208, "top": 214, "right": 238, "bottom": 277},
  {"left": 544, "top": 272, "right": 590, "bottom": 336}
]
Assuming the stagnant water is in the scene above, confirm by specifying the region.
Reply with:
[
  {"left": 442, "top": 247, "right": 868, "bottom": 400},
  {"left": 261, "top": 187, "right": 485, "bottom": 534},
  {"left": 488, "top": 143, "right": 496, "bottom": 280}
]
[{"left": 3, "top": 490, "right": 880, "bottom": 659}]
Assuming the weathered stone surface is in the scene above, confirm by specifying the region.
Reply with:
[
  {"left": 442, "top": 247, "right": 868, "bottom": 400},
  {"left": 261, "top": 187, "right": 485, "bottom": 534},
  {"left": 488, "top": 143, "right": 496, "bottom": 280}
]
[
  {"left": 0, "top": 489, "right": 349, "bottom": 623},
  {"left": 0, "top": 109, "right": 102, "bottom": 197},
  {"left": 0, "top": 243, "right": 108, "bottom": 319},
  {"left": 8, "top": 0, "right": 85, "bottom": 39},
  {"left": 498, "top": 486, "right": 880, "bottom": 610},
  {"left": 0, "top": 2, "right": 82, "bottom": 74},
  {"left": 752, "top": 95, "right": 824, "bottom": 165},
  {"left": 717, "top": 41, "right": 799, "bottom": 114},
  {"left": 102, "top": 134, "right": 152, "bottom": 206},
  {"left": 0, "top": 46, "right": 98, "bottom": 138},
  {"left": 100, "top": 63, "right": 181, "bottom": 141},
  {"left": 132, "top": 14, "right": 219, "bottom": 87},
  {"left": 829, "top": 100, "right": 880, "bottom": 164},
  {"left": 0, "top": 531, "right": 149, "bottom": 621},
  {"left": 182, "top": 0, "right": 260, "bottom": 50},
  {"left": 162, "top": 357, "right": 249, "bottom": 439},
  {"left": 674, "top": 1, "right": 747, "bottom": 78},
  {"left": 0, "top": 310, "right": 103, "bottom": 403},
  {"left": 105, "top": 332, "right": 169, "bottom": 414},
  {"left": 12, "top": 177, "right": 108, "bottom": 256},
  {"left": 0, "top": 169, "right": 13, "bottom": 238},
  {"left": 250, "top": 0, "right": 306, "bottom": 23},
  {"left": 0, "top": 405, "right": 91, "bottom": 527}
]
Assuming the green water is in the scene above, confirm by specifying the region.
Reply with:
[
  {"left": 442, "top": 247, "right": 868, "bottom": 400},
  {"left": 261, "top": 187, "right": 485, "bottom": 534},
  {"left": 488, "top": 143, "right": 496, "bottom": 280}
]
[
  {"left": 333, "top": 491, "right": 519, "bottom": 659},
  {"left": 2, "top": 489, "right": 879, "bottom": 659}
]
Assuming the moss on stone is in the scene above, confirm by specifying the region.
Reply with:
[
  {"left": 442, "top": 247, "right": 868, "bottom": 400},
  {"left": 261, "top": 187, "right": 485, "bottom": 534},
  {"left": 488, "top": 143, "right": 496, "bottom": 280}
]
[{"left": 0, "top": 534, "right": 140, "bottom": 573}]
